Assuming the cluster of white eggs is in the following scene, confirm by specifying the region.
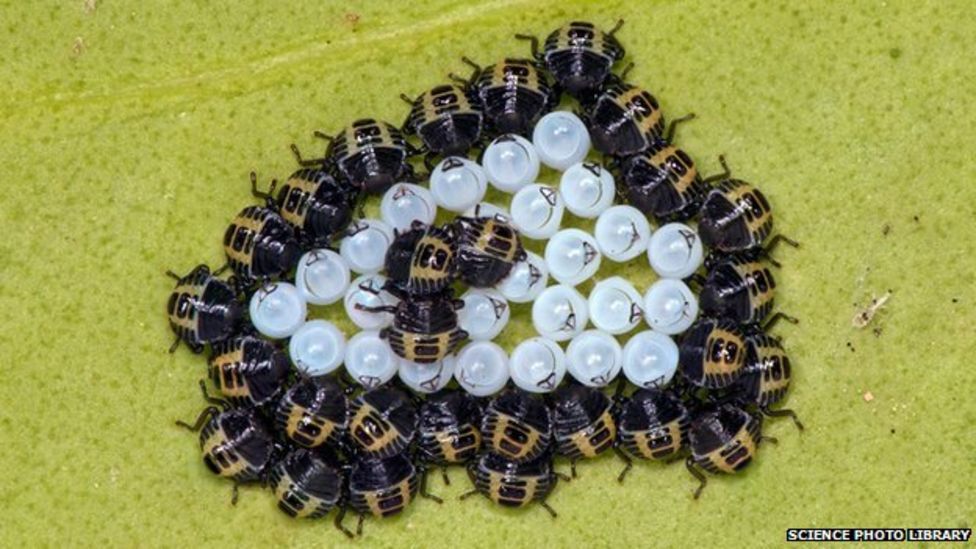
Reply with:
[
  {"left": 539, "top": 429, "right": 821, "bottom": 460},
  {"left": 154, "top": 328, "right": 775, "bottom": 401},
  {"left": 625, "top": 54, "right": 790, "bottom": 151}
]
[{"left": 246, "top": 111, "right": 705, "bottom": 397}]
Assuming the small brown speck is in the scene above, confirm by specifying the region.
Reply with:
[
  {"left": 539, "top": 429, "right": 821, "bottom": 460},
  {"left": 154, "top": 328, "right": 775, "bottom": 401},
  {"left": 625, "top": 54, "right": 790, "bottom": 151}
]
[
  {"left": 952, "top": 298, "right": 959, "bottom": 304},
  {"left": 890, "top": 428, "right": 896, "bottom": 434},
  {"left": 873, "top": 327, "right": 882, "bottom": 337},
  {"left": 882, "top": 224, "right": 890, "bottom": 236},
  {"left": 913, "top": 215, "right": 919, "bottom": 222},
  {"left": 345, "top": 12, "right": 361, "bottom": 24},
  {"left": 71, "top": 36, "right": 86, "bottom": 57},
  {"left": 863, "top": 391, "right": 874, "bottom": 402}
]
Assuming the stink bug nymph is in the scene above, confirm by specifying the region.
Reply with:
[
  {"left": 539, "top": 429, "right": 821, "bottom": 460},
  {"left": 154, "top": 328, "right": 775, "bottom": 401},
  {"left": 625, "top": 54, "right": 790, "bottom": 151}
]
[
  {"left": 291, "top": 119, "right": 417, "bottom": 195},
  {"left": 401, "top": 84, "right": 484, "bottom": 163},
  {"left": 208, "top": 334, "right": 290, "bottom": 407},
  {"left": 250, "top": 169, "right": 358, "bottom": 249},
  {"left": 268, "top": 448, "right": 347, "bottom": 529},
  {"left": 418, "top": 389, "right": 484, "bottom": 483},
  {"left": 348, "top": 386, "right": 418, "bottom": 458},
  {"left": 383, "top": 221, "right": 458, "bottom": 297},
  {"left": 615, "top": 387, "right": 691, "bottom": 482},
  {"left": 550, "top": 384, "right": 616, "bottom": 477},
  {"left": 274, "top": 375, "right": 349, "bottom": 449},
  {"left": 165, "top": 264, "right": 241, "bottom": 353},
  {"left": 175, "top": 381, "right": 276, "bottom": 504},
  {"left": 453, "top": 213, "right": 527, "bottom": 287},
  {"left": 678, "top": 318, "right": 748, "bottom": 389},
  {"left": 585, "top": 80, "right": 667, "bottom": 158},
  {"left": 699, "top": 254, "right": 778, "bottom": 326},
  {"left": 481, "top": 388, "right": 553, "bottom": 462},
  {"left": 738, "top": 332, "right": 803, "bottom": 431},
  {"left": 517, "top": 20, "right": 626, "bottom": 101},
  {"left": 618, "top": 133, "right": 720, "bottom": 221},
  {"left": 345, "top": 453, "right": 442, "bottom": 536},
  {"left": 223, "top": 205, "right": 301, "bottom": 286},
  {"left": 461, "top": 452, "right": 562, "bottom": 517},
  {"left": 697, "top": 164, "right": 799, "bottom": 262},
  {"left": 358, "top": 294, "right": 468, "bottom": 364},
  {"left": 686, "top": 404, "right": 774, "bottom": 499},
  {"left": 455, "top": 57, "right": 557, "bottom": 137}
]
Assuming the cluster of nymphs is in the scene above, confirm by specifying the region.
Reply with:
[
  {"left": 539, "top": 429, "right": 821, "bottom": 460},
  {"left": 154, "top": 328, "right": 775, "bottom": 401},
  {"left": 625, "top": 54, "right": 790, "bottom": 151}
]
[{"left": 165, "top": 20, "right": 802, "bottom": 537}]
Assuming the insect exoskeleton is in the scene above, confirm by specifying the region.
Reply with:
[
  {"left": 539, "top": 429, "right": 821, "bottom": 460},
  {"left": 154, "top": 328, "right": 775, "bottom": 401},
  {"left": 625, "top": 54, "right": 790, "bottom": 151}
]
[
  {"left": 330, "top": 119, "right": 416, "bottom": 195},
  {"left": 585, "top": 80, "right": 665, "bottom": 158},
  {"left": 208, "top": 334, "right": 290, "bottom": 407},
  {"left": 549, "top": 384, "right": 616, "bottom": 477},
  {"left": 678, "top": 317, "right": 748, "bottom": 389},
  {"left": 517, "top": 20, "right": 626, "bottom": 101},
  {"left": 223, "top": 205, "right": 301, "bottom": 286},
  {"left": 274, "top": 375, "right": 349, "bottom": 449},
  {"left": 360, "top": 293, "right": 468, "bottom": 365},
  {"left": 453, "top": 213, "right": 527, "bottom": 287},
  {"left": 685, "top": 404, "right": 773, "bottom": 499},
  {"left": 462, "top": 452, "right": 561, "bottom": 517},
  {"left": 345, "top": 452, "right": 443, "bottom": 536},
  {"left": 347, "top": 386, "right": 417, "bottom": 458},
  {"left": 165, "top": 264, "right": 241, "bottom": 353},
  {"left": 481, "top": 388, "right": 553, "bottom": 462},
  {"left": 383, "top": 220, "right": 458, "bottom": 297},
  {"left": 737, "top": 332, "right": 803, "bottom": 431},
  {"left": 697, "top": 170, "right": 799, "bottom": 262},
  {"left": 615, "top": 387, "right": 691, "bottom": 482},
  {"left": 250, "top": 169, "right": 359, "bottom": 248},
  {"left": 401, "top": 84, "right": 483, "bottom": 164},
  {"left": 458, "top": 57, "right": 556, "bottom": 136},
  {"left": 175, "top": 382, "right": 276, "bottom": 504},
  {"left": 699, "top": 253, "right": 777, "bottom": 326},
  {"left": 618, "top": 139, "right": 709, "bottom": 221},
  {"left": 417, "top": 389, "right": 484, "bottom": 481},
  {"left": 268, "top": 448, "right": 344, "bottom": 521}
]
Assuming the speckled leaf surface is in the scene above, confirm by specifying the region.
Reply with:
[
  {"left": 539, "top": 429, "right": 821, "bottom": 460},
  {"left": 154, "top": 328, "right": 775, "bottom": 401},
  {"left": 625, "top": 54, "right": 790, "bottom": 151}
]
[{"left": 1, "top": 1, "right": 973, "bottom": 547}]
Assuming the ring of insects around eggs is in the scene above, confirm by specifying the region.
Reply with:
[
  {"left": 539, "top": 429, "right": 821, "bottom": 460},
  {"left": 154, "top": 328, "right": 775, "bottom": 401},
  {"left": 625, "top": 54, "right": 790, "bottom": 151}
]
[{"left": 170, "top": 16, "right": 801, "bottom": 521}]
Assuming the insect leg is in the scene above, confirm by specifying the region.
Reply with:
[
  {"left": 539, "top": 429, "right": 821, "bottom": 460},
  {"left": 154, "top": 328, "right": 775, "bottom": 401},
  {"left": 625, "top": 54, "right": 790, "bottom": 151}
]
[
  {"left": 686, "top": 456, "right": 708, "bottom": 499},
  {"left": 175, "top": 406, "right": 219, "bottom": 431},
  {"left": 761, "top": 405, "right": 805, "bottom": 432}
]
